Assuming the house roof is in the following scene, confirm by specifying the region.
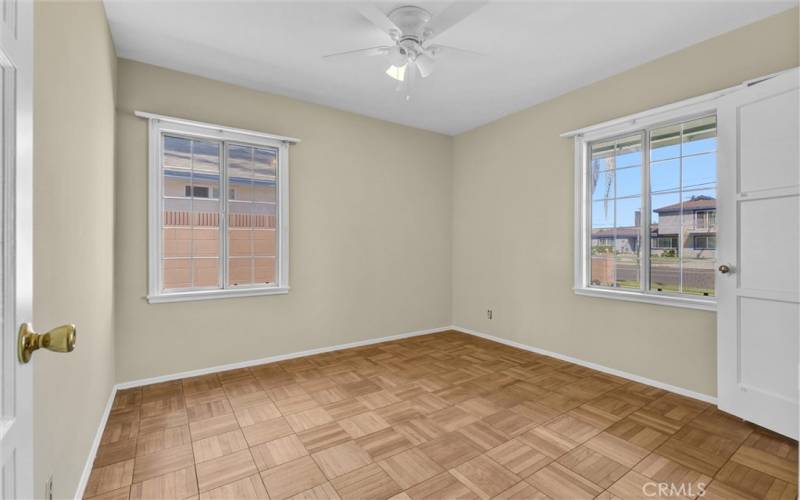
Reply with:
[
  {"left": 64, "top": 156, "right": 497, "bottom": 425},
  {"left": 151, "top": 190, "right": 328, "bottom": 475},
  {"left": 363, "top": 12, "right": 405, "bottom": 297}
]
[{"left": 654, "top": 195, "right": 715, "bottom": 213}]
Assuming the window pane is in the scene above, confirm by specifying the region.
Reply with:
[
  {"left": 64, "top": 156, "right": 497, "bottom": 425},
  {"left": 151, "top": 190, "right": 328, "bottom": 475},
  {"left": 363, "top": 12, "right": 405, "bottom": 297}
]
[
  {"left": 162, "top": 135, "right": 222, "bottom": 291},
  {"left": 228, "top": 144, "right": 254, "bottom": 203},
  {"left": 615, "top": 136, "right": 642, "bottom": 168},
  {"left": 650, "top": 159, "right": 679, "bottom": 194},
  {"left": 229, "top": 202, "right": 254, "bottom": 258},
  {"left": 591, "top": 200, "right": 615, "bottom": 287},
  {"left": 682, "top": 153, "right": 716, "bottom": 191},
  {"left": 590, "top": 139, "right": 615, "bottom": 171},
  {"left": 226, "top": 143, "right": 279, "bottom": 287},
  {"left": 191, "top": 199, "right": 220, "bottom": 258},
  {"left": 591, "top": 168, "right": 614, "bottom": 200},
  {"left": 164, "top": 136, "right": 191, "bottom": 169},
  {"left": 193, "top": 140, "right": 221, "bottom": 173},
  {"left": 615, "top": 197, "right": 641, "bottom": 289},
  {"left": 647, "top": 116, "right": 716, "bottom": 297},
  {"left": 163, "top": 258, "right": 191, "bottom": 290},
  {"left": 228, "top": 257, "right": 254, "bottom": 287},
  {"left": 253, "top": 147, "right": 278, "bottom": 203},
  {"left": 682, "top": 115, "right": 717, "bottom": 156},
  {"left": 254, "top": 257, "right": 276, "bottom": 284},
  {"left": 254, "top": 147, "right": 277, "bottom": 179},
  {"left": 650, "top": 191, "right": 681, "bottom": 293},
  {"left": 591, "top": 200, "right": 614, "bottom": 229},
  {"left": 588, "top": 133, "right": 644, "bottom": 291},
  {"left": 193, "top": 258, "right": 220, "bottom": 288},
  {"left": 590, "top": 239, "right": 615, "bottom": 287},
  {"left": 650, "top": 123, "right": 681, "bottom": 161},
  {"left": 682, "top": 189, "right": 716, "bottom": 297},
  {"left": 615, "top": 166, "right": 641, "bottom": 198}
]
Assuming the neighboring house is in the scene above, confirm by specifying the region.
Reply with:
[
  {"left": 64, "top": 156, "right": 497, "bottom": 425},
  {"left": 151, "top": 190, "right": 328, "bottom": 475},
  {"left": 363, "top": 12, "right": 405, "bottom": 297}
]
[
  {"left": 590, "top": 225, "right": 641, "bottom": 254},
  {"left": 652, "top": 195, "right": 716, "bottom": 259},
  {"left": 591, "top": 195, "right": 716, "bottom": 259}
]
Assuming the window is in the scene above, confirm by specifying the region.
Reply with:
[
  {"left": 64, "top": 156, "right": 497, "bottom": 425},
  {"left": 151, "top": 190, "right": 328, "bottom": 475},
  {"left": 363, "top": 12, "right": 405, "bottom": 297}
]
[
  {"left": 693, "top": 235, "right": 716, "bottom": 250},
  {"left": 185, "top": 185, "right": 211, "bottom": 198},
  {"left": 651, "top": 236, "right": 678, "bottom": 249},
  {"left": 572, "top": 108, "right": 717, "bottom": 310},
  {"left": 140, "top": 112, "right": 298, "bottom": 303},
  {"left": 694, "top": 210, "right": 716, "bottom": 229}
]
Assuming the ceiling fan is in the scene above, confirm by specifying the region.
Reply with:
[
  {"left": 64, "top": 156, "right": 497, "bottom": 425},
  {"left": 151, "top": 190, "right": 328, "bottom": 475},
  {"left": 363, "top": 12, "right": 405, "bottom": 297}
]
[{"left": 324, "top": 2, "right": 488, "bottom": 99}]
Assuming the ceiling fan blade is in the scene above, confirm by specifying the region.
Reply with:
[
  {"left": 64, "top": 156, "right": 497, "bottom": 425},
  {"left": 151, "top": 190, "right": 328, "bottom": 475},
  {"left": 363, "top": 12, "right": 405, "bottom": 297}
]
[
  {"left": 424, "top": 1, "right": 487, "bottom": 41},
  {"left": 350, "top": 3, "right": 400, "bottom": 37},
  {"left": 415, "top": 54, "right": 435, "bottom": 78},
  {"left": 426, "top": 44, "right": 485, "bottom": 58},
  {"left": 323, "top": 46, "right": 392, "bottom": 59}
]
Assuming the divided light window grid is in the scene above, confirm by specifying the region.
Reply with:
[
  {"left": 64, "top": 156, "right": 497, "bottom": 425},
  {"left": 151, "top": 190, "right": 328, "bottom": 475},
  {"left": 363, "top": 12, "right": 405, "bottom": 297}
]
[
  {"left": 161, "top": 133, "right": 280, "bottom": 293},
  {"left": 588, "top": 115, "right": 717, "bottom": 298}
]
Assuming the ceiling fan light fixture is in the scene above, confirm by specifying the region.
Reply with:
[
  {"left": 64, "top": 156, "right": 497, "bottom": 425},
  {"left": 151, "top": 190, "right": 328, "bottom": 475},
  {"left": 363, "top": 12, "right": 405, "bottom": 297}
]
[
  {"left": 385, "top": 64, "right": 407, "bottom": 82},
  {"left": 387, "top": 46, "right": 408, "bottom": 67},
  {"left": 415, "top": 53, "right": 435, "bottom": 78}
]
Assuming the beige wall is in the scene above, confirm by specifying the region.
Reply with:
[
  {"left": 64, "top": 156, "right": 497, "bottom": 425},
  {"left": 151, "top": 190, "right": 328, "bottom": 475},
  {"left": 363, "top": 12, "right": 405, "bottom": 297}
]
[
  {"left": 29, "top": 7, "right": 798, "bottom": 496},
  {"left": 451, "top": 8, "right": 800, "bottom": 397},
  {"left": 114, "top": 60, "right": 453, "bottom": 382},
  {"left": 34, "top": 1, "right": 117, "bottom": 498}
]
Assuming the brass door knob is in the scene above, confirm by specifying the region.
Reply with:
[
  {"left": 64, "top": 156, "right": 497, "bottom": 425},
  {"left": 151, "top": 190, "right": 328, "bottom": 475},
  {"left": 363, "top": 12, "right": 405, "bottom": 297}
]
[
  {"left": 17, "top": 323, "right": 76, "bottom": 363},
  {"left": 718, "top": 264, "right": 732, "bottom": 274}
]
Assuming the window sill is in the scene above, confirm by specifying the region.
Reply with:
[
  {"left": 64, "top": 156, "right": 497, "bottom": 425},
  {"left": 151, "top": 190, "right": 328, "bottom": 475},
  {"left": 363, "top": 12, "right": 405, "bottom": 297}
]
[
  {"left": 147, "top": 287, "right": 289, "bottom": 304},
  {"left": 574, "top": 287, "right": 716, "bottom": 311}
]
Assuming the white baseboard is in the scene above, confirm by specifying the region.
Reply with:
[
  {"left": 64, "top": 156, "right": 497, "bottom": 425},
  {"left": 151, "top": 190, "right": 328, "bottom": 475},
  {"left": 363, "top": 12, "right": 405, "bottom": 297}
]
[
  {"left": 74, "top": 385, "right": 118, "bottom": 500},
  {"left": 451, "top": 325, "right": 717, "bottom": 404},
  {"left": 116, "top": 326, "right": 452, "bottom": 390}
]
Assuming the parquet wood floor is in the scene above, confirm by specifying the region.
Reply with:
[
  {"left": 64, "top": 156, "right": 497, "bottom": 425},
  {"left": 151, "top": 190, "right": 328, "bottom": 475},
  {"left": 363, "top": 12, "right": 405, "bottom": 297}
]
[{"left": 85, "top": 331, "right": 798, "bottom": 500}]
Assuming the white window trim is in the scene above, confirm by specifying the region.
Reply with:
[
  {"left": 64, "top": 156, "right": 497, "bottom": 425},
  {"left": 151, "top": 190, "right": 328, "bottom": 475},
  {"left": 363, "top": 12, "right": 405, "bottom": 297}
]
[
  {"left": 567, "top": 96, "right": 726, "bottom": 312},
  {"left": 138, "top": 111, "right": 299, "bottom": 304}
]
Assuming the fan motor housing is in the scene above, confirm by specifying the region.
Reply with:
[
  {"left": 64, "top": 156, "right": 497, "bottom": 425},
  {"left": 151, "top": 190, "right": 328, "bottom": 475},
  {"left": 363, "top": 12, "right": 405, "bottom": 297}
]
[{"left": 388, "top": 5, "right": 432, "bottom": 39}]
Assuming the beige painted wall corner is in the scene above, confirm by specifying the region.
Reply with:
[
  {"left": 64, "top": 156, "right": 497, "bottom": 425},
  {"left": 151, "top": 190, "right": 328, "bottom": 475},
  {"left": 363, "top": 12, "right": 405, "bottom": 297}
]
[{"left": 34, "top": 1, "right": 117, "bottom": 498}]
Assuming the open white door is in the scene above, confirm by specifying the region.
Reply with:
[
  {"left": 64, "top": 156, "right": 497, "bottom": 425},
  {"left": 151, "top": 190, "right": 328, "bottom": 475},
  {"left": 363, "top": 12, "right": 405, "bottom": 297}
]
[
  {"left": 0, "top": 0, "right": 33, "bottom": 498},
  {"left": 717, "top": 68, "right": 800, "bottom": 439}
]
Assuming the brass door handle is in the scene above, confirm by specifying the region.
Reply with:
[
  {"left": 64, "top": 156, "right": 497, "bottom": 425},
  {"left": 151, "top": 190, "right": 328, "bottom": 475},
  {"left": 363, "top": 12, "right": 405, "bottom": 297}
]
[
  {"left": 718, "top": 264, "right": 732, "bottom": 274},
  {"left": 18, "top": 323, "right": 76, "bottom": 363}
]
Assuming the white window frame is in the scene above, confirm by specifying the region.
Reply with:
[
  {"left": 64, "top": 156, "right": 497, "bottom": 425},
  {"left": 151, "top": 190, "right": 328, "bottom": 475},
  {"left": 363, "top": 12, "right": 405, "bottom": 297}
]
[
  {"left": 567, "top": 96, "right": 727, "bottom": 311},
  {"left": 137, "top": 111, "right": 300, "bottom": 303}
]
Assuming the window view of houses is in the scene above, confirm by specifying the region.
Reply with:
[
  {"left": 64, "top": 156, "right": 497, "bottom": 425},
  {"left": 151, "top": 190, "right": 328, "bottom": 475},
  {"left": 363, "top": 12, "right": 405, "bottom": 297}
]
[
  {"left": 161, "top": 135, "right": 278, "bottom": 291},
  {"left": 589, "top": 116, "right": 717, "bottom": 296}
]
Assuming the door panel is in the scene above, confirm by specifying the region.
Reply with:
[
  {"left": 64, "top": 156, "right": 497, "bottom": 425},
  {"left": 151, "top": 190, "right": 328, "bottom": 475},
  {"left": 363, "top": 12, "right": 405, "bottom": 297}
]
[
  {"left": 717, "top": 68, "right": 800, "bottom": 439},
  {"left": 738, "top": 297, "right": 798, "bottom": 401},
  {"left": 738, "top": 196, "right": 799, "bottom": 294},
  {"left": 739, "top": 89, "right": 799, "bottom": 193}
]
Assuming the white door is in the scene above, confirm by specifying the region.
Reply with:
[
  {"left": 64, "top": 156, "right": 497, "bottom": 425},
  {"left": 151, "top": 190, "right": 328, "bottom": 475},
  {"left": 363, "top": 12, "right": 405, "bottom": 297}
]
[
  {"left": 0, "top": 0, "right": 33, "bottom": 498},
  {"left": 717, "top": 67, "right": 800, "bottom": 439}
]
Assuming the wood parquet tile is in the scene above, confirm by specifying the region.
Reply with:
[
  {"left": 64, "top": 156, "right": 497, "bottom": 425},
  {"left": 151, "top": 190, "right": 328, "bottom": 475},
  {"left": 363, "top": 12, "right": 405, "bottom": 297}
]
[{"left": 84, "top": 331, "right": 798, "bottom": 499}]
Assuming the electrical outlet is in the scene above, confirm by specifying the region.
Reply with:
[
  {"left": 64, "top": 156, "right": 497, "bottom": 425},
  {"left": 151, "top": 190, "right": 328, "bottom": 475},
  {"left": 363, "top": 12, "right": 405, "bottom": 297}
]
[
  {"left": 487, "top": 309, "right": 493, "bottom": 320},
  {"left": 45, "top": 476, "right": 53, "bottom": 500}
]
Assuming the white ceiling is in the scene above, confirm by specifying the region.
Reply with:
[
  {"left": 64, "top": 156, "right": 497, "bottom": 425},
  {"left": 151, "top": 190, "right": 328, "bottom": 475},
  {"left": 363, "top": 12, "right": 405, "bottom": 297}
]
[{"left": 103, "top": 1, "right": 795, "bottom": 135}]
